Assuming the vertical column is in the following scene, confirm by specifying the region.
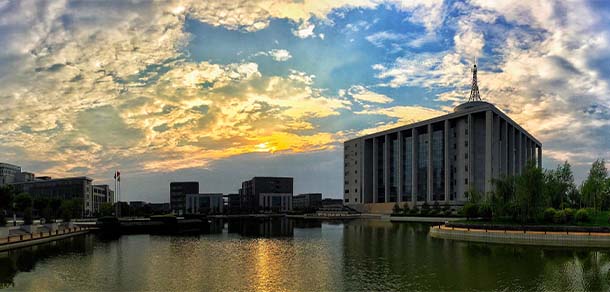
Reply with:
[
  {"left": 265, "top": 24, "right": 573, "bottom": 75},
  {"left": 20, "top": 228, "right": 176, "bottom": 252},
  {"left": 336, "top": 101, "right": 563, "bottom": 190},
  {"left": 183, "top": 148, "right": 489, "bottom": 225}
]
[
  {"left": 485, "top": 111, "right": 493, "bottom": 195},
  {"left": 503, "top": 120, "right": 508, "bottom": 176},
  {"left": 384, "top": 134, "right": 390, "bottom": 203},
  {"left": 427, "top": 124, "right": 433, "bottom": 202},
  {"left": 372, "top": 138, "right": 378, "bottom": 203},
  {"left": 537, "top": 146, "right": 542, "bottom": 169},
  {"left": 397, "top": 131, "right": 403, "bottom": 203},
  {"left": 516, "top": 131, "right": 521, "bottom": 174},
  {"left": 510, "top": 125, "right": 515, "bottom": 176},
  {"left": 468, "top": 114, "right": 473, "bottom": 191},
  {"left": 412, "top": 128, "right": 418, "bottom": 205},
  {"left": 444, "top": 119, "right": 450, "bottom": 202}
]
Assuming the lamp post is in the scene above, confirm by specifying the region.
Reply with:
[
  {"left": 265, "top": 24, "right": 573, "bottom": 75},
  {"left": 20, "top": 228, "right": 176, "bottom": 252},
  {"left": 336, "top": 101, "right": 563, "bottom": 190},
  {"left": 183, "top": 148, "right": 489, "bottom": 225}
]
[{"left": 12, "top": 201, "right": 16, "bottom": 226}]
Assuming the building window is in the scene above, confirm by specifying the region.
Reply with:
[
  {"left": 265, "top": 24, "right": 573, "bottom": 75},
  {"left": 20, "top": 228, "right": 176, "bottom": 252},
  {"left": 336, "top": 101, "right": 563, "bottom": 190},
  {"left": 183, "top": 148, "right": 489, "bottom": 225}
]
[
  {"left": 355, "top": 188, "right": 358, "bottom": 193},
  {"left": 465, "top": 153, "right": 468, "bottom": 159},
  {"left": 464, "top": 141, "right": 468, "bottom": 147},
  {"left": 465, "top": 179, "right": 468, "bottom": 185},
  {"left": 465, "top": 165, "right": 468, "bottom": 171},
  {"left": 344, "top": 189, "right": 349, "bottom": 193},
  {"left": 345, "top": 198, "right": 349, "bottom": 203}
]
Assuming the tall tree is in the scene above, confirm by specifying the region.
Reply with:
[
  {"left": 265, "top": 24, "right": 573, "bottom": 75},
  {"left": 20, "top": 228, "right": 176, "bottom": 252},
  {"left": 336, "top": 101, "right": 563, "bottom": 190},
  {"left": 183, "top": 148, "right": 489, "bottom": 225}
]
[
  {"left": 581, "top": 159, "right": 608, "bottom": 212},
  {"left": 515, "top": 161, "right": 544, "bottom": 223}
]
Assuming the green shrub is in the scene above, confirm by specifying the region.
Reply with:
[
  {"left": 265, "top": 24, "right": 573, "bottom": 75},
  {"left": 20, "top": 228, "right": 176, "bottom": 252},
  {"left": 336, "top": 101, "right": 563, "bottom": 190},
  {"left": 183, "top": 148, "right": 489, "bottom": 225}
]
[
  {"left": 479, "top": 203, "right": 492, "bottom": 220},
  {"left": 409, "top": 207, "right": 419, "bottom": 215},
  {"left": 432, "top": 201, "right": 440, "bottom": 211},
  {"left": 429, "top": 209, "right": 439, "bottom": 216},
  {"left": 463, "top": 203, "right": 479, "bottom": 220},
  {"left": 0, "top": 216, "right": 6, "bottom": 227},
  {"left": 402, "top": 204, "right": 411, "bottom": 215},
  {"left": 392, "top": 203, "right": 402, "bottom": 215},
  {"left": 543, "top": 208, "right": 557, "bottom": 223},
  {"left": 564, "top": 208, "right": 575, "bottom": 223},
  {"left": 575, "top": 209, "right": 592, "bottom": 223},
  {"left": 443, "top": 209, "right": 453, "bottom": 216},
  {"left": 553, "top": 210, "right": 567, "bottom": 224},
  {"left": 442, "top": 203, "right": 451, "bottom": 212}
]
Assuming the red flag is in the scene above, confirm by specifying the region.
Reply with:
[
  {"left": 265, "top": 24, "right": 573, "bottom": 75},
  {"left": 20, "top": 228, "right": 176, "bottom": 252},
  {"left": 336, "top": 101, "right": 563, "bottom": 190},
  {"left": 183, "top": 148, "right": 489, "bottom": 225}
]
[{"left": 114, "top": 170, "right": 121, "bottom": 181}]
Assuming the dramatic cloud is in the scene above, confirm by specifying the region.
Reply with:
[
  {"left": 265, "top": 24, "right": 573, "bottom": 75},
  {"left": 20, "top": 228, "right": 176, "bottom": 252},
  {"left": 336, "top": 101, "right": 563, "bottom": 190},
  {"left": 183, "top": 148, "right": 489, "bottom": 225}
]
[{"left": 0, "top": 0, "right": 608, "bottom": 201}]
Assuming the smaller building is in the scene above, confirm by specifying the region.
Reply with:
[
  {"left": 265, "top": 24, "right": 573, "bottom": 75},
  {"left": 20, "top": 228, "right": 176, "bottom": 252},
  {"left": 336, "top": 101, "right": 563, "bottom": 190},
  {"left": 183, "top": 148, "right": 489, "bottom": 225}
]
[
  {"left": 0, "top": 163, "right": 21, "bottom": 186},
  {"left": 293, "top": 193, "right": 322, "bottom": 212},
  {"left": 321, "top": 198, "right": 344, "bottom": 208},
  {"left": 11, "top": 176, "right": 94, "bottom": 216},
  {"left": 226, "top": 193, "right": 241, "bottom": 213},
  {"left": 149, "top": 203, "right": 170, "bottom": 214},
  {"left": 259, "top": 193, "right": 292, "bottom": 212},
  {"left": 92, "top": 184, "right": 115, "bottom": 215},
  {"left": 185, "top": 193, "right": 223, "bottom": 214},
  {"left": 129, "top": 201, "right": 147, "bottom": 209},
  {"left": 170, "top": 181, "right": 199, "bottom": 215},
  {"left": 239, "top": 177, "right": 293, "bottom": 213}
]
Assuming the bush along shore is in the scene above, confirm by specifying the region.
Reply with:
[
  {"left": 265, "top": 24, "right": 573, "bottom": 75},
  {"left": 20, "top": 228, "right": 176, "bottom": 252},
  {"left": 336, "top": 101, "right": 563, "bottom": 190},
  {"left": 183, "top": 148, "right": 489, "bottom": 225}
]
[
  {"left": 453, "top": 158, "right": 610, "bottom": 229},
  {"left": 390, "top": 201, "right": 461, "bottom": 217}
]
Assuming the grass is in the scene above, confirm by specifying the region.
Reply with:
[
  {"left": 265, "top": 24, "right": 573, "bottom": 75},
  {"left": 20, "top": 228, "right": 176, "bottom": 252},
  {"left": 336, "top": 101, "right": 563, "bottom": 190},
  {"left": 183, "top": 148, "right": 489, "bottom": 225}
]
[{"left": 457, "top": 211, "right": 610, "bottom": 227}]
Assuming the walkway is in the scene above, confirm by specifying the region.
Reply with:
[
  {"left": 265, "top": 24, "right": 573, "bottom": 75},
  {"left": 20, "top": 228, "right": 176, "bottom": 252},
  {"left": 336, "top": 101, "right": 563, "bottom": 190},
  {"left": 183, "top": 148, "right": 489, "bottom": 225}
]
[
  {"left": 430, "top": 224, "right": 610, "bottom": 247},
  {"left": 0, "top": 226, "right": 91, "bottom": 252}
]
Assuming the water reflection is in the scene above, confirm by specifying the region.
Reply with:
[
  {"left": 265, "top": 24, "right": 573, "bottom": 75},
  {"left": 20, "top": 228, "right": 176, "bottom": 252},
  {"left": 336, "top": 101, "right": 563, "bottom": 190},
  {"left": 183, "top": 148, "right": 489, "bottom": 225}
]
[
  {"left": 0, "top": 235, "right": 92, "bottom": 289},
  {"left": 1, "top": 219, "right": 610, "bottom": 291}
]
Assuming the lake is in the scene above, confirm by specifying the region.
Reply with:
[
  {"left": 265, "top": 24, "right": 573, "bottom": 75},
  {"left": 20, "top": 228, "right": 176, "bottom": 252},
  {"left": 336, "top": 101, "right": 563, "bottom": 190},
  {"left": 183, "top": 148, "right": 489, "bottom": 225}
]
[{"left": 1, "top": 218, "right": 610, "bottom": 291}]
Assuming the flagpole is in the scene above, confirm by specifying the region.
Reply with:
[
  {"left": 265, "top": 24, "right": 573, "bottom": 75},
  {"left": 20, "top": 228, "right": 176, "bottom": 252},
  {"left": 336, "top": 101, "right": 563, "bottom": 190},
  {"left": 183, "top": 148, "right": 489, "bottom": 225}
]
[{"left": 114, "top": 171, "right": 118, "bottom": 217}]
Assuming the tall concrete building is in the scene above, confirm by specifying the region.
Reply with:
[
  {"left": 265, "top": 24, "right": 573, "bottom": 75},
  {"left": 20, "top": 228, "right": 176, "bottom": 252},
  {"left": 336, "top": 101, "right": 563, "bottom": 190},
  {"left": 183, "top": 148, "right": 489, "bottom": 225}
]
[
  {"left": 92, "top": 184, "right": 115, "bottom": 214},
  {"left": 185, "top": 193, "right": 224, "bottom": 214},
  {"left": 0, "top": 163, "right": 23, "bottom": 186},
  {"left": 344, "top": 65, "right": 542, "bottom": 209},
  {"left": 169, "top": 181, "right": 199, "bottom": 215}
]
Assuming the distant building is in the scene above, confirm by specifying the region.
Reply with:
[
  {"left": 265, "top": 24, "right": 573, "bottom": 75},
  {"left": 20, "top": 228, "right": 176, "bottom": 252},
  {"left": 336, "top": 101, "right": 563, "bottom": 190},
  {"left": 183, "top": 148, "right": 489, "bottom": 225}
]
[
  {"left": 170, "top": 181, "right": 199, "bottom": 215},
  {"left": 321, "top": 198, "right": 344, "bottom": 208},
  {"left": 12, "top": 176, "right": 94, "bottom": 216},
  {"left": 226, "top": 193, "right": 240, "bottom": 213},
  {"left": 149, "top": 203, "right": 170, "bottom": 214},
  {"left": 293, "top": 193, "right": 322, "bottom": 211},
  {"left": 239, "top": 177, "right": 293, "bottom": 213},
  {"left": 129, "top": 201, "right": 147, "bottom": 209},
  {"left": 185, "top": 193, "right": 223, "bottom": 214},
  {"left": 92, "top": 184, "right": 115, "bottom": 214},
  {"left": 0, "top": 163, "right": 21, "bottom": 186},
  {"left": 16, "top": 172, "right": 35, "bottom": 183}
]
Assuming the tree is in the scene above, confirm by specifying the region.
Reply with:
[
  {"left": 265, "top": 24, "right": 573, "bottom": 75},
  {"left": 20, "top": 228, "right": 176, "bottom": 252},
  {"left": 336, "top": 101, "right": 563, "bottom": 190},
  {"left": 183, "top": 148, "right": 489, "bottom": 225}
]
[
  {"left": 515, "top": 160, "right": 544, "bottom": 223},
  {"left": 13, "top": 193, "right": 32, "bottom": 214},
  {"left": 33, "top": 198, "right": 50, "bottom": 220},
  {"left": 99, "top": 203, "right": 114, "bottom": 217},
  {"left": 581, "top": 159, "right": 608, "bottom": 212},
  {"left": 491, "top": 175, "right": 515, "bottom": 218},
  {"left": 49, "top": 199, "right": 62, "bottom": 222},
  {"left": 0, "top": 186, "right": 15, "bottom": 226}
]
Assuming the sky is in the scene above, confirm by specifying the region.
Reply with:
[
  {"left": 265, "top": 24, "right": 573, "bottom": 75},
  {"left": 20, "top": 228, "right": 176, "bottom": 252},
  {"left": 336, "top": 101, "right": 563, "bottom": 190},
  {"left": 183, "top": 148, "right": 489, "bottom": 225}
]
[{"left": 0, "top": 0, "right": 609, "bottom": 203}]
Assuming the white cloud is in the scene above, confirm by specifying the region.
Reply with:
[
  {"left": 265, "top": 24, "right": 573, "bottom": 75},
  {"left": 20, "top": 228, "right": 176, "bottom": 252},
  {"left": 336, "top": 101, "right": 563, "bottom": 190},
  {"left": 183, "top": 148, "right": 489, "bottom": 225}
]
[
  {"left": 365, "top": 31, "right": 407, "bottom": 47},
  {"left": 292, "top": 21, "right": 316, "bottom": 38},
  {"left": 347, "top": 85, "right": 394, "bottom": 104},
  {"left": 269, "top": 49, "right": 292, "bottom": 61}
]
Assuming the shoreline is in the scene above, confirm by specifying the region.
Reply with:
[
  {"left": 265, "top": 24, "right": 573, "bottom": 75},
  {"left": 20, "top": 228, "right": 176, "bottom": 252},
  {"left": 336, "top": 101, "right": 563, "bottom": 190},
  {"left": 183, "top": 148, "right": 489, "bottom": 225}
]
[{"left": 429, "top": 224, "right": 610, "bottom": 247}]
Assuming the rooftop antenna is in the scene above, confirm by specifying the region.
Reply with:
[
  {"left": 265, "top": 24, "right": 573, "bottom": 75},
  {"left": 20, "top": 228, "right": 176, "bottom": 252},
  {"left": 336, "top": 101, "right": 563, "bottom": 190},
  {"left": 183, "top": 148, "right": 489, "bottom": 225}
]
[{"left": 468, "top": 57, "right": 481, "bottom": 102}]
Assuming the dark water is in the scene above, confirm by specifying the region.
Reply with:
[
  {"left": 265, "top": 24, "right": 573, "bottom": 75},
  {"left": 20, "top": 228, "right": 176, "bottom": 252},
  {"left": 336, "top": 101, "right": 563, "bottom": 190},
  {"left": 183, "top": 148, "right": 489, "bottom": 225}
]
[{"left": 2, "top": 219, "right": 610, "bottom": 291}]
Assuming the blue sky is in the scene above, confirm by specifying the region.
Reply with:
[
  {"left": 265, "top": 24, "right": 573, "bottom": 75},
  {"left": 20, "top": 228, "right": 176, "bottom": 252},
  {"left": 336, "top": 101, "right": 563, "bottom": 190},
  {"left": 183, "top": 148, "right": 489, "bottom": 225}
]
[{"left": 0, "top": 0, "right": 608, "bottom": 202}]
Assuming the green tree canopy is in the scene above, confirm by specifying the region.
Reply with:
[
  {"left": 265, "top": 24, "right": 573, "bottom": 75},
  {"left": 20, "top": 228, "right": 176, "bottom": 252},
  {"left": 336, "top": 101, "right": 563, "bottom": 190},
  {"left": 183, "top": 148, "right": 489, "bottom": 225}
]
[
  {"left": 581, "top": 159, "right": 608, "bottom": 212},
  {"left": 14, "top": 193, "right": 32, "bottom": 213}
]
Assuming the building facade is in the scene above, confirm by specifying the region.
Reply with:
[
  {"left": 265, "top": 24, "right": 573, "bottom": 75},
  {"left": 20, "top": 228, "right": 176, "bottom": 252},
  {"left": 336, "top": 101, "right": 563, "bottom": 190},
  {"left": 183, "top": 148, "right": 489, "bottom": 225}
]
[
  {"left": 185, "top": 193, "right": 224, "bottom": 214},
  {"left": 344, "top": 101, "right": 542, "bottom": 207},
  {"left": 293, "top": 193, "right": 322, "bottom": 211},
  {"left": 12, "top": 176, "right": 95, "bottom": 216},
  {"left": 239, "top": 177, "right": 293, "bottom": 212},
  {"left": 226, "top": 193, "right": 241, "bottom": 213},
  {"left": 0, "top": 163, "right": 22, "bottom": 186},
  {"left": 92, "top": 184, "right": 114, "bottom": 215},
  {"left": 170, "top": 181, "right": 199, "bottom": 215}
]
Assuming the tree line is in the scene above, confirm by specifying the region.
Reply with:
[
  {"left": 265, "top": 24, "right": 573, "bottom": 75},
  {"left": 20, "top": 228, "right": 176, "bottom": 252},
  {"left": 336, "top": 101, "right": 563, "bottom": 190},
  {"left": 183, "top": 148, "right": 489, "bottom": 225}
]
[
  {"left": 466, "top": 159, "right": 610, "bottom": 224},
  {"left": 0, "top": 186, "right": 83, "bottom": 226}
]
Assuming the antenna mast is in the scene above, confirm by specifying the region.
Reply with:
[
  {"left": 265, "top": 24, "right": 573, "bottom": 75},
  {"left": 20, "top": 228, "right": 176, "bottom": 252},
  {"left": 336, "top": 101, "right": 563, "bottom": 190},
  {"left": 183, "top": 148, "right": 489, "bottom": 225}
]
[{"left": 468, "top": 60, "right": 481, "bottom": 102}]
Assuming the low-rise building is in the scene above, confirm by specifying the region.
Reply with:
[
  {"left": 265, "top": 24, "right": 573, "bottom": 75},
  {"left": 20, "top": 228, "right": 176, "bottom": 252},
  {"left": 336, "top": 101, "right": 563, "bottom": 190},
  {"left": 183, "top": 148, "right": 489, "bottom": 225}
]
[
  {"left": 0, "top": 163, "right": 21, "bottom": 186},
  {"left": 170, "top": 181, "right": 199, "bottom": 215},
  {"left": 149, "top": 203, "right": 170, "bottom": 214},
  {"left": 321, "top": 198, "right": 344, "bottom": 208},
  {"left": 12, "top": 176, "right": 94, "bottom": 216},
  {"left": 92, "top": 184, "right": 115, "bottom": 214},
  {"left": 293, "top": 193, "right": 322, "bottom": 211},
  {"left": 239, "top": 177, "right": 293, "bottom": 213},
  {"left": 185, "top": 193, "right": 223, "bottom": 214},
  {"left": 226, "top": 193, "right": 240, "bottom": 213}
]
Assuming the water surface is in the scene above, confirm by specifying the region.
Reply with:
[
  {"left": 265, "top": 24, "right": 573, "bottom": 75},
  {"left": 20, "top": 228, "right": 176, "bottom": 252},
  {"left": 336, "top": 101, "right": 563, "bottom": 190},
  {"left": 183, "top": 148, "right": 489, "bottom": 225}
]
[{"left": 1, "top": 219, "right": 610, "bottom": 291}]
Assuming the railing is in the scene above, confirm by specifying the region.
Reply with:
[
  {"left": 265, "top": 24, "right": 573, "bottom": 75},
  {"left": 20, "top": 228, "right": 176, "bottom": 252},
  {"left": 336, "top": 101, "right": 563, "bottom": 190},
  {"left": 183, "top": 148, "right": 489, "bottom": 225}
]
[
  {"left": 0, "top": 226, "right": 90, "bottom": 245},
  {"left": 433, "top": 224, "right": 610, "bottom": 237}
]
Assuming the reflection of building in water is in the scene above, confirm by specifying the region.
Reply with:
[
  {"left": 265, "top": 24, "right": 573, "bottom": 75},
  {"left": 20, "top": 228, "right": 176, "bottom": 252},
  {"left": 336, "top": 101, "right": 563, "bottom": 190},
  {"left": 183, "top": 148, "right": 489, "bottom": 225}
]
[
  {"left": 227, "top": 218, "right": 294, "bottom": 237},
  {"left": 293, "top": 219, "right": 322, "bottom": 229}
]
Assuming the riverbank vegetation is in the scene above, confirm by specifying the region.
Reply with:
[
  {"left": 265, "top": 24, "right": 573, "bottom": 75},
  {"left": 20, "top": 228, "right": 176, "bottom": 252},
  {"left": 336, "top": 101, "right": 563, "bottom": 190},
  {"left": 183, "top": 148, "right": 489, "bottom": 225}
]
[{"left": 463, "top": 159, "right": 610, "bottom": 226}]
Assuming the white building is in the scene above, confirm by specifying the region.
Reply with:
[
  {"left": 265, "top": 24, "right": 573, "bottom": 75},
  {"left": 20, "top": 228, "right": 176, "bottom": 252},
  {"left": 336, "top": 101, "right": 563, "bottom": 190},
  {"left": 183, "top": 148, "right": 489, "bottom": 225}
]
[{"left": 185, "top": 193, "right": 223, "bottom": 214}]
